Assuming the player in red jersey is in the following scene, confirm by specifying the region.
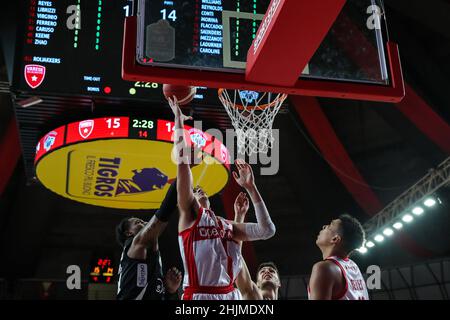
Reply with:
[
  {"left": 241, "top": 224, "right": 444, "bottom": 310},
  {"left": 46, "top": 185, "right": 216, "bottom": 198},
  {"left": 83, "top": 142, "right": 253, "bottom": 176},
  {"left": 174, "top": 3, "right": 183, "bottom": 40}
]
[
  {"left": 309, "top": 214, "right": 369, "bottom": 300},
  {"left": 168, "top": 97, "right": 276, "bottom": 300}
]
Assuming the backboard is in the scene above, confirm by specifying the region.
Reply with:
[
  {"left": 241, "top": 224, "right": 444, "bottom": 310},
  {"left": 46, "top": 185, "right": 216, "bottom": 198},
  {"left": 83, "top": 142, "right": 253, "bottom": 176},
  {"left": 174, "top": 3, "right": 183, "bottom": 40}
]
[{"left": 122, "top": 0, "right": 405, "bottom": 102}]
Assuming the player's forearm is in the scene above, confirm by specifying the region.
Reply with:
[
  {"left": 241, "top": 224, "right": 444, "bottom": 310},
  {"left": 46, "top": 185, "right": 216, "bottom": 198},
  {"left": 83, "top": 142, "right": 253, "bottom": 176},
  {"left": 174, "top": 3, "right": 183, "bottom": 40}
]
[
  {"left": 245, "top": 184, "right": 263, "bottom": 204},
  {"left": 174, "top": 113, "right": 184, "bottom": 130},
  {"left": 235, "top": 215, "right": 244, "bottom": 251},
  {"left": 235, "top": 259, "right": 254, "bottom": 297},
  {"left": 234, "top": 211, "right": 245, "bottom": 249},
  {"left": 176, "top": 163, "right": 194, "bottom": 211},
  {"left": 247, "top": 185, "right": 275, "bottom": 235},
  {"left": 155, "top": 180, "right": 177, "bottom": 223},
  {"left": 172, "top": 113, "right": 193, "bottom": 207},
  {"left": 136, "top": 216, "right": 168, "bottom": 244},
  {"left": 234, "top": 211, "right": 246, "bottom": 224},
  {"left": 244, "top": 188, "right": 275, "bottom": 240}
]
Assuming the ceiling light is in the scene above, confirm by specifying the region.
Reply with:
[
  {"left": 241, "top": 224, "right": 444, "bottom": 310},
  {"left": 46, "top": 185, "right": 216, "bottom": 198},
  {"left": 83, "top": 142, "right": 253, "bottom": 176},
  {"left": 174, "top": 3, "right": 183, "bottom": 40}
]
[
  {"left": 424, "top": 198, "right": 436, "bottom": 207},
  {"left": 383, "top": 228, "right": 394, "bottom": 236},
  {"left": 393, "top": 222, "right": 403, "bottom": 230},
  {"left": 374, "top": 234, "right": 384, "bottom": 242},
  {"left": 366, "top": 241, "right": 375, "bottom": 248},
  {"left": 358, "top": 247, "right": 368, "bottom": 254},
  {"left": 412, "top": 207, "right": 424, "bottom": 215},
  {"left": 402, "top": 214, "right": 414, "bottom": 223}
]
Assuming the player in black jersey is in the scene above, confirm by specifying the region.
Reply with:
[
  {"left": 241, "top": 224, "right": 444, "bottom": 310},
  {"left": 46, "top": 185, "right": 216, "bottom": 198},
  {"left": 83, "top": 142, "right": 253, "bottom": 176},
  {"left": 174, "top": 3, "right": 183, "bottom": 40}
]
[{"left": 115, "top": 180, "right": 182, "bottom": 300}]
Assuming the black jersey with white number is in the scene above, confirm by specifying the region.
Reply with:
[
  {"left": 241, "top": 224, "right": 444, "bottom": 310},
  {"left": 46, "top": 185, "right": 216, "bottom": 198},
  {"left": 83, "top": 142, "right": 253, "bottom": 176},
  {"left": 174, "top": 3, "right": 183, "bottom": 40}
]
[{"left": 116, "top": 238, "right": 166, "bottom": 300}]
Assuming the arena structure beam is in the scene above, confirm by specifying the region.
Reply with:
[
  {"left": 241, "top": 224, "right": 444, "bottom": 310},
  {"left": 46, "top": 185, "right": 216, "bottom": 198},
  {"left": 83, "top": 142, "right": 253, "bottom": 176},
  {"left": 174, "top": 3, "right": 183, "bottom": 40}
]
[{"left": 363, "top": 156, "right": 450, "bottom": 235}]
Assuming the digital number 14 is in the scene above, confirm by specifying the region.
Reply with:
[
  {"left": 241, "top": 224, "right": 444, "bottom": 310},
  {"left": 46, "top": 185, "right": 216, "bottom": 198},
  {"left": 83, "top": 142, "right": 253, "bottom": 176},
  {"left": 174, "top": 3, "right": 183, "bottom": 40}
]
[{"left": 161, "top": 9, "right": 177, "bottom": 21}]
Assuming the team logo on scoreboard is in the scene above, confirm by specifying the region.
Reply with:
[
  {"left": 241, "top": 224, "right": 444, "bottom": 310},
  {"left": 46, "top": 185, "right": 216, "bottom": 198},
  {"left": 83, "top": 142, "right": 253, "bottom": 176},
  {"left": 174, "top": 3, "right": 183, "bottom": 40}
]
[
  {"left": 188, "top": 128, "right": 207, "bottom": 148},
  {"left": 79, "top": 120, "right": 94, "bottom": 139},
  {"left": 43, "top": 131, "right": 58, "bottom": 151},
  {"left": 24, "top": 64, "right": 46, "bottom": 89}
]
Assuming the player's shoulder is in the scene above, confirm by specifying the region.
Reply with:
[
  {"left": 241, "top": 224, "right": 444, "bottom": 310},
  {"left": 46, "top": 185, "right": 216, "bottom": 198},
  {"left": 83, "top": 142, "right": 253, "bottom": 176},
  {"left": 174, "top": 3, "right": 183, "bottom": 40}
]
[
  {"left": 313, "top": 260, "right": 334, "bottom": 270},
  {"left": 312, "top": 260, "right": 341, "bottom": 278}
]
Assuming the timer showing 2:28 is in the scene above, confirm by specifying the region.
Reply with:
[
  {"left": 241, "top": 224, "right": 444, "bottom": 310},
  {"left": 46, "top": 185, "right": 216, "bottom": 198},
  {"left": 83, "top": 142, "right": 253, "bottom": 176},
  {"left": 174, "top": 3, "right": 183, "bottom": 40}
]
[
  {"left": 129, "top": 118, "right": 157, "bottom": 140},
  {"left": 132, "top": 119, "right": 154, "bottom": 129}
]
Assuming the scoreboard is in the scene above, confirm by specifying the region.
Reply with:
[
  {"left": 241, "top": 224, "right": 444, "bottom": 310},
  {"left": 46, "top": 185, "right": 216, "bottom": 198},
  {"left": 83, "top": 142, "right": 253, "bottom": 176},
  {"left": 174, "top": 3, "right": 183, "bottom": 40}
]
[
  {"left": 12, "top": 0, "right": 392, "bottom": 101},
  {"left": 13, "top": 0, "right": 165, "bottom": 100},
  {"left": 12, "top": 0, "right": 272, "bottom": 103},
  {"left": 137, "top": 0, "right": 271, "bottom": 71},
  {"left": 34, "top": 116, "right": 231, "bottom": 209},
  {"left": 35, "top": 116, "right": 230, "bottom": 166}
]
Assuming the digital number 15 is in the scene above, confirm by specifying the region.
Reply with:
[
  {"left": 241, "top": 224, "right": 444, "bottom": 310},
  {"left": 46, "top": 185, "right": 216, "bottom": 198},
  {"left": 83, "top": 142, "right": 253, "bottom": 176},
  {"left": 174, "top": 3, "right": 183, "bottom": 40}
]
[{"left": 106, "top": 118, "right": 121, "bottom": 129}]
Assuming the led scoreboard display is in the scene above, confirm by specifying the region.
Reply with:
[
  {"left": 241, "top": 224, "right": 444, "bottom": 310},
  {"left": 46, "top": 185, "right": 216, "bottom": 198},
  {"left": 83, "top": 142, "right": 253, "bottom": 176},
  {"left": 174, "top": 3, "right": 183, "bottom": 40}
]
[
  {"left": 13, "top": 0, "right": 273, "bottom": 103},
  {"left": 89, "top": 257, "right": 114, "bottom": 284},
  {"left": 34, "top": 117, "right": 231, "bottom": 209},
  {"left": 14, "top": 0, "right": 164, "bottom": 100},
  {"left": 35, "top": 116, "right": 231, "bottom": 164},
  {"left": 138, "top": 0, "right": 271, "bottom": 71}
]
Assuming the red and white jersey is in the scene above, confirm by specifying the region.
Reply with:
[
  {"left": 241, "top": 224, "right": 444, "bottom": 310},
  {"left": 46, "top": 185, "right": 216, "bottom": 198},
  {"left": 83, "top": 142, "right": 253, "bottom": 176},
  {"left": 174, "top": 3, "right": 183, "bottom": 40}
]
[
  {"left": 309, "top": 256, "right": 369, "bottom": 300},
  {"left": 178, "top": 207, "right": 242, "bottom": 300}
]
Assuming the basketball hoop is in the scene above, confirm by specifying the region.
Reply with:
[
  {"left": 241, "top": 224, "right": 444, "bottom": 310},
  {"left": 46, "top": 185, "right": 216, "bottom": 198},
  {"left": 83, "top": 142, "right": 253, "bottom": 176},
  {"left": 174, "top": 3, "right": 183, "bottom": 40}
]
[{"left": 218, "top": 88, "right": 287, "bottom": 155}]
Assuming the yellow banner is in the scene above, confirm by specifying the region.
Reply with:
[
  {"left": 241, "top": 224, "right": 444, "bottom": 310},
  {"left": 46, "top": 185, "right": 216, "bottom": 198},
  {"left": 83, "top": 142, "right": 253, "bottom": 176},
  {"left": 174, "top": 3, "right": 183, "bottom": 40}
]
[{"left": 36, "top": 139, "right": 229, "bottom": 209}]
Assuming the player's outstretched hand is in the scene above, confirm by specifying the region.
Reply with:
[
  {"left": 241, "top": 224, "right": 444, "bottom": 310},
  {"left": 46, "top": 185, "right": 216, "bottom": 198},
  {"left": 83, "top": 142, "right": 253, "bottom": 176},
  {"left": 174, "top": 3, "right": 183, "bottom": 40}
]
[
  {"left": 234, "top": 192, "right": 250, "bottom": 223},
  {"left": 164, "top": 267, "right": 182, "bottom": 294},
  {"left": 232, "top": 159, "right": 255, "bottom": 190},
  {"left": 168, "top": 96, "right": 192, "bottom": 122}
]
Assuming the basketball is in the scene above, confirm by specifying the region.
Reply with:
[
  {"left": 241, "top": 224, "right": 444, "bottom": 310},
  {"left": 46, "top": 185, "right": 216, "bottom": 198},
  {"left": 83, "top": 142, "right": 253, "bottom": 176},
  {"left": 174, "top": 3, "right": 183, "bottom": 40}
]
[{"left": 163, "top": 84, "right": 197, "bottom": 106}]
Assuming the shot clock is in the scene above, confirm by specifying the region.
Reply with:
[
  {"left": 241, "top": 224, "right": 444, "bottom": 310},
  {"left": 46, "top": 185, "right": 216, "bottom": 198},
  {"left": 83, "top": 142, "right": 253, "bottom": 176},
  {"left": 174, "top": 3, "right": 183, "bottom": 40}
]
[{"left": 89, "top": 257, "right": 114, "bottom": 284}]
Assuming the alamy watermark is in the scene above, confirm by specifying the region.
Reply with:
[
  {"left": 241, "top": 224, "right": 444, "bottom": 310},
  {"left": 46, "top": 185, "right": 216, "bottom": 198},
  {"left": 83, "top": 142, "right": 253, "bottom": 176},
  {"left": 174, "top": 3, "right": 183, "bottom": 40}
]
[
  {"left": 170, "top": 121, "right": 280, "bottom": 176},
  {"left": 66, "top": 265, "right": 81, "bottom": 290},
  {"left": 65, "top": 264, "right": 382, "bottom": 291},
  {"left": 366, "top": 265, "right": 381, "bottom": 290}
]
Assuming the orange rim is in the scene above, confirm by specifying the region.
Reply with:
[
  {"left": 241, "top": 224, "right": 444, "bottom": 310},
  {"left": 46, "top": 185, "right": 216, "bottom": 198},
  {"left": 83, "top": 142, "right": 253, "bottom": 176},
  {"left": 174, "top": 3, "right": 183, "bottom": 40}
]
[{"left": 218, "top": 89, "right": 287, "bottom": 111}]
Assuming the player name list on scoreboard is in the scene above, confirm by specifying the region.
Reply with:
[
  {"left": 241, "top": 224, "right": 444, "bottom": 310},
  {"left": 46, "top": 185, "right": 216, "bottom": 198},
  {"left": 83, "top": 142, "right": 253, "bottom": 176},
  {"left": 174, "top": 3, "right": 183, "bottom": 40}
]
[
  {"left": 27, "top": 0, "right": 57, "bottom": 46},
  {"left": 193, "top": 0, "right": 223, "bottom": 55}
]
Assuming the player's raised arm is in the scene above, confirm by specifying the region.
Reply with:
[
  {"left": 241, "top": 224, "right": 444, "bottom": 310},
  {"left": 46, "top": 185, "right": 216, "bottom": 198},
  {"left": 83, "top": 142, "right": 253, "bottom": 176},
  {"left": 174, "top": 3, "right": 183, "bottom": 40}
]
[
  {"left": 233, "top": 192, "right": 263, "bottom": 300},
  {"left": 133, "top": 179, "right": 177, "bottom": 243},
  {"left": 167, "top": 97, "right": 197, "bottom": 229},
  {"left": 124, "top": 179, "right": 178, "bottom": 259},
  {"left": 231, "top": 159, "right": 276, "bottom": 242}
]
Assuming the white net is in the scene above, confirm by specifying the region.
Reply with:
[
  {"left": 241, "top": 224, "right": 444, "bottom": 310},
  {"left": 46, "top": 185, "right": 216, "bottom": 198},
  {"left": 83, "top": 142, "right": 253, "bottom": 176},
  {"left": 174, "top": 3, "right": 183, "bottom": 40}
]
[{"left": 218, "top": 89, "right": 288, "bottom": 155}]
